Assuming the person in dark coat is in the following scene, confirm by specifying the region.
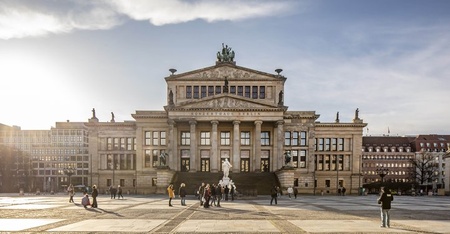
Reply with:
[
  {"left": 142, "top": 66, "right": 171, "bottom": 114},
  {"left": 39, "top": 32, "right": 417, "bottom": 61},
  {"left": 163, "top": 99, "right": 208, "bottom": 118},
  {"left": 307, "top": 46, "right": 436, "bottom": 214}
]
[
  {"left": 179, "top": 183, "right": 187, "bottom": 206},
  {"left": 215, "top": 184, "right": 222, "bottom": 207},
  {"left": 270, "top": 185, "right": 278, "bottom": 205},
  {"left": 203, "top": 184, "right": 211, "bottom": 208},
  {"left": 117, "top": 185, "right": 124, "bottom": 199},
  {"left": 91, "top": 185, "right": 98, "bottom": 208},
  {"left": 224, "top": 185, "right": 230, "bottom": 201},
  {"left": 293, "top": 187, "right": 298, "bottom": 199},
  {"left": 377, "top": 187, "right": 394, "bottom": 228}
]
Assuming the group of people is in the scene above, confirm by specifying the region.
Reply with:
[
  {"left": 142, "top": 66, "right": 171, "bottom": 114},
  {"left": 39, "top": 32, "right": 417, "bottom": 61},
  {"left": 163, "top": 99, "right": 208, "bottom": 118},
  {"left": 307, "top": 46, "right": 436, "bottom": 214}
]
[{"left": 109, "top": 185, "right": 124, "bottom": 199}]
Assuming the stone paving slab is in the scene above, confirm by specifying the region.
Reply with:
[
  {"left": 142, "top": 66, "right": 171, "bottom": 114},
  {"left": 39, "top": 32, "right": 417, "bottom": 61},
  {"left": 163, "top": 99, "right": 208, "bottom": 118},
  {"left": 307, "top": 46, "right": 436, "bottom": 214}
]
[
  {"left": 0, "top": 219, "right": 64, "bottom": 231},
  {"left": 0, "top": 204, "right": 65, "bottom": 209},
  {"left": 394, "top": 220, "right": 450, "bottom": 234},
  {"left": 48, "top": 219, "right": 166, "bottom": 232},
  {"left": 176, "top": 220, "right": 280, "bottom": 233},
  {"left": 289, "top": 220, "right": 412, "bottom": 233}
]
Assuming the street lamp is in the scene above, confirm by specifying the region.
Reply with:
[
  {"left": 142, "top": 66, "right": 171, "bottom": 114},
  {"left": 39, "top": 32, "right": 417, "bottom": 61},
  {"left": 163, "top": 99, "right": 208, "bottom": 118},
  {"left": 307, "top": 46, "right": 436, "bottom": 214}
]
[
  {"left": 63, "top": 167, "right": 75, "bottom": 185},
  {"left": 376, "top": 166, "right": 389, "bottom": 184}
]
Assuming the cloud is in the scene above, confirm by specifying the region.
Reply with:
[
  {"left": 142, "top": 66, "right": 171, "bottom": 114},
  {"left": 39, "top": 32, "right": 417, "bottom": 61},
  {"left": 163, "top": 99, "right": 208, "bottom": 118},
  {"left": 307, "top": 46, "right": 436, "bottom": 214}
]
[{"left": 0, "top": 0, "right": 293, "bottom": 40}]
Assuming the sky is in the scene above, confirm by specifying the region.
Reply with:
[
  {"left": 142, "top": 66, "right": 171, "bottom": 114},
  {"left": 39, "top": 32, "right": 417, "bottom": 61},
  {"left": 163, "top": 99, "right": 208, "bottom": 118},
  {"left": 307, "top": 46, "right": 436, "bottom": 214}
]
[{"left": 1, "top": 0, "right": 449, "bottom": 136}]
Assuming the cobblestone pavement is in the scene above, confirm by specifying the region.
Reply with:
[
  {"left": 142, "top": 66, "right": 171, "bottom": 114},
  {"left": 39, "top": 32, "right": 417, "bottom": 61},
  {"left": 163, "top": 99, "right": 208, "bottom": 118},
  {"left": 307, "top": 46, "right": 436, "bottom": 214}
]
[{"left": 1, "top": 193, "right": 450, "bottom": 233}]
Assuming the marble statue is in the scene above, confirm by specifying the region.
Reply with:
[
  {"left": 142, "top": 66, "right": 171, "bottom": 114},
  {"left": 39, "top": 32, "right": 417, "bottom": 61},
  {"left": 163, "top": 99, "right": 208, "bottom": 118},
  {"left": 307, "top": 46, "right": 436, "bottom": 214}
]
[{"left": 222, "top": 158, "right": 232, "bottom": 178}]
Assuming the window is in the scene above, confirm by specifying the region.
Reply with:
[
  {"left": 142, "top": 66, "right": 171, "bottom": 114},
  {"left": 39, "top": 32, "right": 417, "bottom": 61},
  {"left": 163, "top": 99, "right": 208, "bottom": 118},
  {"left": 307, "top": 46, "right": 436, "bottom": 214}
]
[
  {"left": 120, "top": 179, "right": 125, "bottom": 187},
  {"left": 107, "top": 138, "right": 113, "bottom": 150},
  {"left": 241, "top": 131, "right": 250, "bottom": 145},
  {"left": 152, "top": 131, "right": 159, "bottom": 145},
  {"left": 261, "top": 131, "right": 270, "bottom": 146},
  {"left": 299, "top": 150, "right": 306, "bottom": 168},
  {"left": 318, "top": 138, "right": 324, "bottom": 151},
  {"left": 215, "top": 86, "right": 222, "bottom": 94},
  {"left": 244, "top": 86, "right": 251, "bottom": 98},
  {"left": 181, "top": 132, "right": 190, "bottom": 145},
  {"left": 208, "top": 86, "right": 214, "bottom": 96},
  {"left": 237, "top": 86, "right": 243, "bottom": 96},
  {"left": 325, "top": 138, "right": 330, "bottom": 151},
  {"left": 284, "top": 132, "right": 291, "bottom": 146},
  {"left": 221, "top": 132, "right": 231, "bottom": 145},
  {"left": 145, "top": 132, "right": 151, "bottom": 146},
  {"left": 160, "top": 132, "right": 166, "bottom": 146},
  {"left": 200, "top": 132, "right": 211, "bottom": 145},
  {"left": 259, "top": 86, "right": 265, "bottom": 99},
  {"left": 201, "top": 86, "right": 207, "bottom": 98},
  {"left": 230, "top": 86, "right": 236, "bottom": 94},
  {"left": 252, "top": 86, "right": 258, "bottom": 99},
  {"left": 338, "top": 138, "right": 344, "bottom": 151},
  {"left": 186, "top": 86, "right": 192, "bottom": 98},
  {"left": 300, "top": 131, "right": 307, "bottom": 146},
  {"left": 193, "top": 86, "right": 199, "bottom": 99},
  {"left": 120, "top": 138, "right": 126, "bottom": 150}
]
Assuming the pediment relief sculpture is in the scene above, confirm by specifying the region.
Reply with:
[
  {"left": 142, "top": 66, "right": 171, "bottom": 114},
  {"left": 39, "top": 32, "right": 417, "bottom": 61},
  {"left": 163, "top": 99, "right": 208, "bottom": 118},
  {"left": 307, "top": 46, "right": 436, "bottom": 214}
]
[{"left": 180, "top": 97, "right": 275, "bottom": 110}]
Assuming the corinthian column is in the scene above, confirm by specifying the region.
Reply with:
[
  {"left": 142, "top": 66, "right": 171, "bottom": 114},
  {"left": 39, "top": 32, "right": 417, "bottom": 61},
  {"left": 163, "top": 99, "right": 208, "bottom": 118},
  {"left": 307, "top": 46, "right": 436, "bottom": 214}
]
[
  {"left": 275, "top": 120, "right": 284, "bottom": 170},
  {"left": 232, "top": 120, "right": 240, "bottom": 173},
  {"left": 189, "top": 120, "right": 197, "bottom": 172},
  {"left": 211, "top": 120, "right": 219, "bottom": 172},
  {"left": 167, "top": 119, "right": 176, "bottom": 170},
  {"left": 254, "top": 120, "right": 263, "bottom": 172}
]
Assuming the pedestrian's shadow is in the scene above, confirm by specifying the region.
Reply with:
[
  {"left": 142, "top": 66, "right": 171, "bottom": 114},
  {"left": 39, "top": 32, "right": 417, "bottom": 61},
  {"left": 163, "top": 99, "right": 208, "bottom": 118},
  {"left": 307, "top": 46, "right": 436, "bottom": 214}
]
[{"left": 95, "top": 207, "right": 124, "bottom": 217}]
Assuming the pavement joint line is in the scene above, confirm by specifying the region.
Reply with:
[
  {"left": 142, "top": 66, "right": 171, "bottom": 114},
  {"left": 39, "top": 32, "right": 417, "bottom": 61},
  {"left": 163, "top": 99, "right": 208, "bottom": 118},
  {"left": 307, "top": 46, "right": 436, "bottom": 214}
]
[{"left": 152, "top": 202, "right": 200, "bottom": 233}]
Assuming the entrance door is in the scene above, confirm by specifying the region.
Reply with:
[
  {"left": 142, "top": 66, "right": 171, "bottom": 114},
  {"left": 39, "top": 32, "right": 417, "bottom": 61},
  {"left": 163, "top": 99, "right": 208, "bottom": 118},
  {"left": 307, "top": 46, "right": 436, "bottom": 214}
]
[
  {"left": 261, "top": 159, "right": 270, "bottom": 172},
  {"left": 240, "top": 158, "right": 250, "bottom": 172},
  {"left": 181, "top": 159, "right": 190, "bottom": 172},
  {"left": 200, "top": 158, "right": 210, "bottom": 172}
]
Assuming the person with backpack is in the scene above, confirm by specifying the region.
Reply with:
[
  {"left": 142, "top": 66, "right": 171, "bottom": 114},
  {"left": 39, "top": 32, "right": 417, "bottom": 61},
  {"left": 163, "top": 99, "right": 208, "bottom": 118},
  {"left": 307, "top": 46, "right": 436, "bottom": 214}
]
[{"left": 378, "top": 187, "right": 394, "bottom": 228}]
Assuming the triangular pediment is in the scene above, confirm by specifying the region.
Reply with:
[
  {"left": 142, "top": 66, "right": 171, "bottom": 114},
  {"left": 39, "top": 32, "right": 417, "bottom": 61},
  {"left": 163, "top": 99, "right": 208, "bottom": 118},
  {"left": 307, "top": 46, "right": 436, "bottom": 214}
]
[
  {"left": 165, "top": 63, "right": 285, "bottom": 82},
  {"left": 171, "top": 95, "right": 281, "bottom": 110}
]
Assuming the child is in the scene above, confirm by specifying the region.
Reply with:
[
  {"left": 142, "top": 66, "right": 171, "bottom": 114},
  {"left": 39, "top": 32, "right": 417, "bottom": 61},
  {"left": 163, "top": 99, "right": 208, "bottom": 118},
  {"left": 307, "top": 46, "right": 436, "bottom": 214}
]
[{"left": 81, "top": 193, "right": 91, "bottom": 208}]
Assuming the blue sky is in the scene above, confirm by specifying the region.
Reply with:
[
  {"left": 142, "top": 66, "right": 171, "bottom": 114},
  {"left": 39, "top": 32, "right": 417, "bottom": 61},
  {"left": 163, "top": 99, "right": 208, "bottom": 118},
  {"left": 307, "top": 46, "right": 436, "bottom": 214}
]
[{"left": 1, "top": 0, "right": 449, "bottom": 136}]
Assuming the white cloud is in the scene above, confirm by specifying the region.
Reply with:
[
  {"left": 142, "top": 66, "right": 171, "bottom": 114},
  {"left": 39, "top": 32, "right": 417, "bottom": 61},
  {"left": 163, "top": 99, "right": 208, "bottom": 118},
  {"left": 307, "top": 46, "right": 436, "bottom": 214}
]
[{"left": 0, "top": 0, "right": 293, "bottom": 40}]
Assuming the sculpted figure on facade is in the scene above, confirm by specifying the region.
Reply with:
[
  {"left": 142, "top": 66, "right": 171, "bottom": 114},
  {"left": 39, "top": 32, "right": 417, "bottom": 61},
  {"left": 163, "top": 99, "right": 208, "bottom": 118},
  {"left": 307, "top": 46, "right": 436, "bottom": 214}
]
[
  {"left": 222, "top": 158, "right": 232, "bottom": 178},
  {"left": 217, "top": 43, "right": 235, "bottom": 62}
]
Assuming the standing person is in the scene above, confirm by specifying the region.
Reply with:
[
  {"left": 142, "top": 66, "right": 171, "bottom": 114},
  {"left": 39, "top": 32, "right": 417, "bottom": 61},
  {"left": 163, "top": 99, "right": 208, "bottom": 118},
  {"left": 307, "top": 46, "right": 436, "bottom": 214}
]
[
  {"left": 210, "top": 184, "right": 217, "bottom": 206},
  {"left": 179, "top": 183, "right": 187, "bottom": 206},
  {"left": 67, "top": 184, "right": 74, "bottom": 203},
  {"left": 117, "top": 185, "right": 124, "bottom": 199},
  {"left": 342, "top": 187, "right": 347, "bottom": 196},
  {"left": 270, "top": 185, "right": 278, "bottom": 205},
  {"left": 109, "top": 185, "right": 114, "bottom": 199},
  {"left": 215, "top": 184, "right": 222, "bottom": 207},
  {"left": 287, "top": 186, "right": 293, "bottom": 199},
  {"left": 377, "top": 187, "right": 394, "bottom": 228},
  {"left": 293, "top": 187, "right": 298, "bottom": 199},
  {"left": 91, "top": 185, "right": 98, "bottom": 208},
  {"left": 167, "top": 184, "right": 175, "bottom": 207},
  {"left": 230, "top": 183, "right": 235, "bottom": 201},
  {"left": 224, "top": 185, "right": 230, "bottom": 201},
  {"left": 203, "top": 184, "right": 211, "bottom": 208},
  {"left": 198, "top": 182, "right": 205, "bottom": 205}
]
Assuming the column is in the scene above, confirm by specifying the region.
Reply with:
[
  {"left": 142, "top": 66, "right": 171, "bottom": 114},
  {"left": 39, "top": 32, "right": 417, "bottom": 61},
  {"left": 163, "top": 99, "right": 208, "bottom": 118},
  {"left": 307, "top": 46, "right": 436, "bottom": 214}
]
[
  {"left": 189, "top": 120, "right": 197, "bottom": 172},
  {"left": 211, "top": 120, "right": 219, "bottom": 172},
  {"left": 254, "top": 120, "right": 262, "bottom": 172},
  {"left": 167, "top": 119, "right": 177, "bottom": 170},
  {"left": 232, "top": 120, "right": 240, "bottom": 173},
  {"left": 274, "top": 120, "right": 284, "bottom": 170}
]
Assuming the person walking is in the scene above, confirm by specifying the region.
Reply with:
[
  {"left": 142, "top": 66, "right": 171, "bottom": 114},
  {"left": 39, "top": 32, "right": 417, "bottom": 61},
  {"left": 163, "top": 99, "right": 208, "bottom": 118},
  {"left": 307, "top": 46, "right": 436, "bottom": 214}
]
[
  {"left": 67, "top": 184, "right": 74, "bottom": 203},
  {"left": 117, "top": 185, "right": 124, "bottom": 199},
  {"left": 203, "top": 184, "right": 211, "bottom": 208},
  {"left": 270, "top": 185, "right": 278, "bottom": 205},
  {"left": 198, "top": 182, "right": 205, "bottom": 205},
  {"left": 224, "top": 185, "right": 230, "bottom": 201},
  {"left": 91, "top": 185, "right": 98, "bottom": 208},
  {"left": 215, "top": 184, "right": 222, "bottom": 207},
  {"left": 179, "top": 183, "right": 187, "bottom": 206},
  {"left": 293, "top": 187, "right": 298, "bottom": 199},
  {"left": 210, "top": 184, "right": 217, "bottom": 206},
  {"left": 167, "top": 184, "right": 175, "bottom": 207},
  {"left": 378, "top": 187, "right": 394, "bottom": 228}
]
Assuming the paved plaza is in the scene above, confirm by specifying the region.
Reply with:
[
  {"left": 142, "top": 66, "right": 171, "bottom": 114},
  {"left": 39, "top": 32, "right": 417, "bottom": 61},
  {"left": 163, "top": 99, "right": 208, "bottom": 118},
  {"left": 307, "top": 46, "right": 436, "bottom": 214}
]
[{"left": 1, "top": 193, "right": 450, "bottom": 233}]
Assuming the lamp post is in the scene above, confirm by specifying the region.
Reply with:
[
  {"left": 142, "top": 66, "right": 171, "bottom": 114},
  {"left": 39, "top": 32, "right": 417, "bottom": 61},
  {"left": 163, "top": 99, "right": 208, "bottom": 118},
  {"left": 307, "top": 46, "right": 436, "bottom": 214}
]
[
  {"left": 376, "top": 167, "right": 389, "bottom": 184},
  {"left": 63, "top": 167, "right": 75, "bottom": 185}
]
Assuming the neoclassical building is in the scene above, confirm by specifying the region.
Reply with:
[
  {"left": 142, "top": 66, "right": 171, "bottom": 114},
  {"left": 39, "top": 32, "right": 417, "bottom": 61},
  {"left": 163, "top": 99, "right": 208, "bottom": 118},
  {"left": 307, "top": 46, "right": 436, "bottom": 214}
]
[{"left": 86, "top": 45, "right": 367, "bottom": 195}]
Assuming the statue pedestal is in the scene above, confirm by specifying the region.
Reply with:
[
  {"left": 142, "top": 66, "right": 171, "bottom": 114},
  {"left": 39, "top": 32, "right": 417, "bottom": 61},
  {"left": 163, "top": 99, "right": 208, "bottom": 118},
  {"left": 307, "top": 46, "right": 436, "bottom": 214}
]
[{"left": 221, "top": 177, "right": 231, "bottom": 187}]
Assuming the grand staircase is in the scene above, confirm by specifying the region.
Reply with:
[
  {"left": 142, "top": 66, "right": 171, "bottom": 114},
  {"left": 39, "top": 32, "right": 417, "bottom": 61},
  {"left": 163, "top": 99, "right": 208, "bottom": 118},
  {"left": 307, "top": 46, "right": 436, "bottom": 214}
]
[{"left": 171, "top": 171, "right": 280, "bottom": 196}]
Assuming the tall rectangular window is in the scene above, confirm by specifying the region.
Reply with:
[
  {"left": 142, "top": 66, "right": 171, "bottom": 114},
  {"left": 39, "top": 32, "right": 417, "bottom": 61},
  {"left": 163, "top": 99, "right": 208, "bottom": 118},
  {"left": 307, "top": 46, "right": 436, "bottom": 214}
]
[
  {"left": 145, "top": 131, "right": 151, "bottom": 146},
  {"left": 193, "top": 86, "right": 199, "bottom": 99},
  {"left": 237, "top": 86, "right": 243, "bottom": 96},
  {"left": 284, "top": 131, "right": 291, "bottom": 146},
  {"left": 152, "top": 150, "right": 159, "bottom": 167},
  {"left": 318, "top": 138, "right": 324, "bottom": 151},
  {"left": 261, "top": 131, "right": 270, "bottom": 146},
  {"left": 338, "top": 138, "right": 344, "bottom": 151},
  {"left": 160, "top": 132, "right": 166, "bottom": 146},
  {"left": 152, "top": 131, "right": 159, "bottom": 145},
  {"left": 114, "top": 138, "right": 119, "bottom": 150},
  {"left": 127, "top": 138, "right": 133, "bottom": 150},
  {"left": 241, "top": 131, "right": 250, "bottom": 145},
  {"left": 220, "top": 132, "right": 231, "bottom": 145},
  {"left": 186, "top": 86, "right": 192, "bottom": 98},
  {"left": 331, "top": 138, "right": 337, "bottom": 151},
  {"left": 200, "top": 132, "right": 211, "bottom": 145},
  {"left": 107, "top": 138, "right": 113, "bottom": 150},
  {"left": 325, "top": 138, "right": 330, "bottom": 151},
  {"left": 230, "top": 86, "right": 236, "bottom": 94},
  {"left": 292, "top": 131, "right": 299, "bottom": 146},
  {"left": 259, "top": 86, "right": 265, "bottom": 99},
  {"left": 120, "top": 138, "right": 126, "bottom": 150},
  {"left": 144, "top": 150, "right": 151, "bottom": 167},
  {"left": 201, "top": 86, "right": 207, "bottom": 98},
  {"left": 292, "top": 150, "right": 298, "bottom": 168},
  {"left": 215, "top": 86, "right": 222, "bottom": 94},
  {"left": 181, "top": 132, "right": 190, "bottom": 146},
  {"left": 300, "top": 131, "right": 307, "bottom": 146},
  {"left": 244, "top": 86, "right": 251, "bottom": 98},
  {"left": 299, "top": 150, "right": 306, "bottom": 168},
  {"left": 208, "top": 86, "right": 214, "bottom": 96},
  {"left": 252, "top": 86, "right": 258, "bottom": 99}
]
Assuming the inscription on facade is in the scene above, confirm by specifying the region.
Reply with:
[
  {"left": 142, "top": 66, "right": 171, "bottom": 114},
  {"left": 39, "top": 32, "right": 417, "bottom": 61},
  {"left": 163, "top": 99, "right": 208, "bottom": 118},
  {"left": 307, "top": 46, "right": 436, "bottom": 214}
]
[{"left": 190, "top": 112, "right": 261, "bottom": 116}]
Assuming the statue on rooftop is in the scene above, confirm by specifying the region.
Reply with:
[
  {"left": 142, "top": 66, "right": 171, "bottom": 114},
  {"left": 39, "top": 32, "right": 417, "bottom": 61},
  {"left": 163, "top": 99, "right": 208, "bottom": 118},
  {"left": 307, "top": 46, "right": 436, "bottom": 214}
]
[{"left": 217, "top": 43, "right": 235, "bottom": 62}]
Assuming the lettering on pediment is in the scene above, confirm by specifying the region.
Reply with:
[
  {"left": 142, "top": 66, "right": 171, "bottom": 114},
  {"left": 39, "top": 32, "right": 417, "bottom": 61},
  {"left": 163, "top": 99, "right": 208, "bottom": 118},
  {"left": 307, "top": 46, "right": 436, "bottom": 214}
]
[{"left": 183, "top": 97, "right": 269, "bottom": 109}]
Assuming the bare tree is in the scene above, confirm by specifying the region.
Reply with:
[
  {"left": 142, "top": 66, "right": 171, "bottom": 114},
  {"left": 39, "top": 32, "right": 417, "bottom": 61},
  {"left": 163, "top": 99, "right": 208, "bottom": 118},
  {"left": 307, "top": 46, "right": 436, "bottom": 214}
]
[{"left": 410, "top": 151, "right": 439, "bottom": 186}]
